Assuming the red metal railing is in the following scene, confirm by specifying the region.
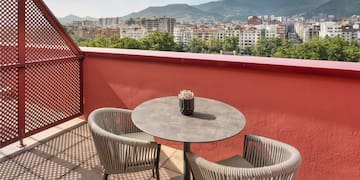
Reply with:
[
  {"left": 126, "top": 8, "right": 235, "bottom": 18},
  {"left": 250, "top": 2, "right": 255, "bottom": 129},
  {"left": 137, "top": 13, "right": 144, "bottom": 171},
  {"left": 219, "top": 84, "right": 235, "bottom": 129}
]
[{"left": 0, "top": 0, "right": 82, "bottom": 148}]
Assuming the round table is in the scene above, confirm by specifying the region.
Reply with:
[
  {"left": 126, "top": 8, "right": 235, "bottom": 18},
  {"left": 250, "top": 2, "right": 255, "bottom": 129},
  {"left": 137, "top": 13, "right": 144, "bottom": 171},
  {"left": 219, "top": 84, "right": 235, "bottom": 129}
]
[{"left": 132, "top": 96, "right": 246, "bottom": 180}]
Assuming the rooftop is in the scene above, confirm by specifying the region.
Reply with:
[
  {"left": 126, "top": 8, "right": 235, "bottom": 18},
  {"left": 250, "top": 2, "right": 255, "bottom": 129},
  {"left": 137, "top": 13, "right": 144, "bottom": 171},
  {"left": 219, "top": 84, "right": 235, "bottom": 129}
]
[{"left": 1, "top": 1, "right": 360, "bottom": 180}]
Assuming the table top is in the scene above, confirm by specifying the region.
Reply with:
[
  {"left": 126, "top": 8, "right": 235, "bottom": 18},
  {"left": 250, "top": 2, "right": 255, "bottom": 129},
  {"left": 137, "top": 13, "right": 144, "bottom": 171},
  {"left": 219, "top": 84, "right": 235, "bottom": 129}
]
[{"left": 132, "top": 96, "right": 246, "bottom": 143}]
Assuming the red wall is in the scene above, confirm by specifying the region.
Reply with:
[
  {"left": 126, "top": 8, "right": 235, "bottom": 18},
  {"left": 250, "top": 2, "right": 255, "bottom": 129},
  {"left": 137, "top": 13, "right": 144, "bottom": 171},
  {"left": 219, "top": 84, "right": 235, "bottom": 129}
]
[{"left": 82, "top": 47, "right": 360, "bottom": 180}]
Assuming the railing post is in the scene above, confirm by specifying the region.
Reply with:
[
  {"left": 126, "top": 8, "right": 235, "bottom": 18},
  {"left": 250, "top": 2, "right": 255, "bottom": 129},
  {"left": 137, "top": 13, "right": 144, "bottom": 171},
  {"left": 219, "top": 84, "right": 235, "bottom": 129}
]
[{"left": 17, "top": 0, "right": 26, "bottom": 148}]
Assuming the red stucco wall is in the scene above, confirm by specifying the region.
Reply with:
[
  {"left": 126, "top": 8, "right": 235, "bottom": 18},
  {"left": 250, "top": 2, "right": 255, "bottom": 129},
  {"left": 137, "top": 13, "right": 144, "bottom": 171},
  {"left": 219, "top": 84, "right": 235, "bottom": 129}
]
[{"left": 82, "top": 48, "right": 360, "bottom": 180}]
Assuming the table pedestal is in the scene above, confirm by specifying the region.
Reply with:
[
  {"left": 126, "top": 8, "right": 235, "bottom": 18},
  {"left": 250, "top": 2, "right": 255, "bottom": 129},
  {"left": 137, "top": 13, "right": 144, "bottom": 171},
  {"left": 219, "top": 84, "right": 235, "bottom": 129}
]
[{"left": 184, "top": 142, "right": 191, "bottom": 180}]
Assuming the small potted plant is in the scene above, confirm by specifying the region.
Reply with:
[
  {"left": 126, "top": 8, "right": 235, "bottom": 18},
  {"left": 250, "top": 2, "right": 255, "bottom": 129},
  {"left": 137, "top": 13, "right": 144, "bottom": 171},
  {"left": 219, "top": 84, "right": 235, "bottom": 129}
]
[{"left": 178, "top": 90, "right": 194, "bottom": 115}]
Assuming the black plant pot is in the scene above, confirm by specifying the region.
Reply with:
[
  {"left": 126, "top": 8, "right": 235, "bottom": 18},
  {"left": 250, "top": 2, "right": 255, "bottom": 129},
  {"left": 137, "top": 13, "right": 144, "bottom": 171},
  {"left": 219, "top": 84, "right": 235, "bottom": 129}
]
[{"left": 179, "top": 98, "right": 194, "bottom": 115}]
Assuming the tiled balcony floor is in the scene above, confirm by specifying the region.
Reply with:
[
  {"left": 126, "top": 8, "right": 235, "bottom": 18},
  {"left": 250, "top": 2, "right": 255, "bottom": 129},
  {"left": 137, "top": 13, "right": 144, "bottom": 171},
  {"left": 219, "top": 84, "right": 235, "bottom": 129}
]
[{"left": 0, "top": 120, "right": 182, "bottom": 180}]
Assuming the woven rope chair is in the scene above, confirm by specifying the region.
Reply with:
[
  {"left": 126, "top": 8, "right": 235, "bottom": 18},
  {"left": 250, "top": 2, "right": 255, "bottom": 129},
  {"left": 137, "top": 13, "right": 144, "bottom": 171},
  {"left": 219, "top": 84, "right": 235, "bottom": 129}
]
[
  {"left": 88, "top": 108, "right": 161, "bottom": 180},
  {"left": 186, "top": 134, "right": 302, "bottom": 180}
]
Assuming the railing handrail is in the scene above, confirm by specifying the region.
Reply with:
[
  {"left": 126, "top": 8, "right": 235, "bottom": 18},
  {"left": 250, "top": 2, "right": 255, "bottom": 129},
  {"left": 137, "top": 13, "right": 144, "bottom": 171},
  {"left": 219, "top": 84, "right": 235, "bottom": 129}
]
[{"left": 81, "top": 47, "right": 360, "bottom": 78}]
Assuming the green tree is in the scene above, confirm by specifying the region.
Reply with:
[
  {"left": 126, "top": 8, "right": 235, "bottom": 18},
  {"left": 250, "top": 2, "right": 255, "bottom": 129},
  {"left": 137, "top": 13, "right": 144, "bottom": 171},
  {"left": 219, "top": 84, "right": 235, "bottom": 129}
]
[
  {"left": 343, "top": 43, "right": 360, "bottom": 62},
  {"left": 110, "top": 37, "right": 141, "bottom": 49},
  {"left": 291, "top": 38, "right": 327, "bottom": 60},
  {"left": 174, "top": 42, "right": 187, "bottom": 52},
  {"left": 222, "top": 36, "right": 238, "bottom": 52},
  {"left": 80, "top": 34, "right": 111, "bottom": 47},
  {"left": 72, "top": 34, "right": 88, "bottom": 45},
  {"left": 252, "top": 38, "right": 281, "bottom": 57},
  {"left": 140, "top": 31, "right": 176, "bottom": 51},
  {"left": 323, "top": 36, "right": 348, "bottom": 61},
  {"left": 207, "top": 38, "right": 223, "bottom": 53},
  {"left": 273, "top": 40, "right": 294, "bottom": 58},
  {"left": 241, "top": 46, "right": 253, "bottom": 55},
  {"left": 188, "top": 38, "right": 207, "bottom": 53}
]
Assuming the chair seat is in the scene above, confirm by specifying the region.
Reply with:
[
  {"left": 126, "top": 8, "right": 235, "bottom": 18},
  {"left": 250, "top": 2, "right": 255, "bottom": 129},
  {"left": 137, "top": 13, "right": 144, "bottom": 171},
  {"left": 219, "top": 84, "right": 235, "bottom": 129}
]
[
  {"left": 218, "top": 155, "right": 254, "bottom": 168},
  {"left": 122, "top": 132, "right": 155, "bottom": 142}
]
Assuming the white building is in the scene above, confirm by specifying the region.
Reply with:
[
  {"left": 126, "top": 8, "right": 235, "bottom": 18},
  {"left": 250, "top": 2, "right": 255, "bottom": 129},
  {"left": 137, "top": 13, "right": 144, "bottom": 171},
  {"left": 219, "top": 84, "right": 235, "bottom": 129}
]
[
  {"left": 120, "top": 25, "right": 147, "bottom": 40},
  {"left": 294, "top": 22, "right": 320, "bottom": 42},
  {"left": 216, "top": 28, "right": 240, "bottom": 41},
  {"left": 319, "top": 22, "right": 342, "bottom": 38},
  {"left": 174, "top": 26, "right": 193, "bottom": 45},
  {"left": 341, "top": 26, "right": 360, "bottom": 45},
  {"left": 238, "top": 27, "right": 261, "bottom": 50}
]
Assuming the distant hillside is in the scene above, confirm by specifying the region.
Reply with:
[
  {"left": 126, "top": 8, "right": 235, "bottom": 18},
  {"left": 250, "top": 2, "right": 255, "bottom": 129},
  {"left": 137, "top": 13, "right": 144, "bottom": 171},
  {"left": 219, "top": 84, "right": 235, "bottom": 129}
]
[
  {"left": 58, "top": 15, "right": 97, "bottom": 25},
  {"left": 122, "top": 4, "right": 224, "bottom": 22},
  {"left": 195, "top": 0, "right": 331, "bottom": 20},
  {"left": 307, "top": 0, "right": 360, "bottom": 17},
  {"left": 61, "top": 0, "right": 360, "bottom": 24}
]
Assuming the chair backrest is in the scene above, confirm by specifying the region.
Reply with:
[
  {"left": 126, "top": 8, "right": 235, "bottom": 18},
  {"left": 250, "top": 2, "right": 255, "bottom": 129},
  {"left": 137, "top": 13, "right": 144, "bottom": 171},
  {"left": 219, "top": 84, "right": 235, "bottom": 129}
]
[
  {"left": 186, "top": 134, "right": 302, "bottom": 180},
  {"left": 88, "top": 107, "right": 159, "bottom": 174}
]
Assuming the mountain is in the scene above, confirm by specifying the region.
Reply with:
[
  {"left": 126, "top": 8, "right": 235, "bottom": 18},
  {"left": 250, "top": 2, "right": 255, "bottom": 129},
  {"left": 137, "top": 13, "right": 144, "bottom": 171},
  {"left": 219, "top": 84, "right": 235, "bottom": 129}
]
[
  {"left": 58, "top": 15, "right": 97, "bottom": 25},
  {"left": 195, "top": 0, "right": 331, "bottom": 20},
  {"left": 122, "top": 4, "right": 224, "bottom": 22},
  {"left": 307, "top": 0, "right": 360, "bottom": 17}
]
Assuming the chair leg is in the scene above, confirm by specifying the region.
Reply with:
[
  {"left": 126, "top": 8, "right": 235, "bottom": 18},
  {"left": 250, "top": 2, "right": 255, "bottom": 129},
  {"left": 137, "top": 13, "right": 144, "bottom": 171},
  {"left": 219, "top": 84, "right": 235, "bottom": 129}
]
[
  {"left": 156, "top": 144, "right": 161, "bottom": 180},
  {"left": 103, "top": 173, "right": 108, "bottom": 180},
  {"left": 156, "top": 167, "right": 160, "bottom": 180}
]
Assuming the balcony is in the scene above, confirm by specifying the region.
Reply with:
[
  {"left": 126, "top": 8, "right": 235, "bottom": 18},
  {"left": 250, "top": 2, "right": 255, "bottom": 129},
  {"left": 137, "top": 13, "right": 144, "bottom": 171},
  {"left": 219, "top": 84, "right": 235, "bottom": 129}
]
[
  {"left": 1, "top": 1, "right": 360, "bottom": 180},
  {"left": 2, "top": 46, "right": 360, "bottom": 180}
]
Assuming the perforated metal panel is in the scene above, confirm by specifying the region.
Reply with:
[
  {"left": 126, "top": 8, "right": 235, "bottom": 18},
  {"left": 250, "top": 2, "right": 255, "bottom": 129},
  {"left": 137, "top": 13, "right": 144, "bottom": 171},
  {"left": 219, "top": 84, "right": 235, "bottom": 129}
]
[
  {"left": 0, "top": 0, "right": 18, "bottom": 65},
  {"left": 0, "top": 0, "right": 82, "bottom": 148},
  {"left": 25, "top": 60, "right": 81, "bottom": 132},
  {"left": 0, "top": 68, "right": 19, "bottom": 144},
  {"left": 0, "top": 0, "right": 19, "bottom": 146},
  {"left": 25, "top": 0, "right": 77, "bottom": 63}
]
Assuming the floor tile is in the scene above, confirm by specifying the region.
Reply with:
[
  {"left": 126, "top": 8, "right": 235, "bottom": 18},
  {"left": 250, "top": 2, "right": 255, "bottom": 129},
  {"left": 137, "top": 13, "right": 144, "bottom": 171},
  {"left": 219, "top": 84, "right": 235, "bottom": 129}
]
[
  {"left": 160, "top": 145, "right": 177, "bottom": 167},
  {"left": 42, "top": 132, "right": 85, "bottom": 153},
  {"left": 59, "top": 166, "right": 103, "bottom": 180},
  {"left": 0, "top": 160, "right": 28, "bottom": 180},
  {"left": 33, "top": 143, "right": 59, "bottom": 157},
  {"left": 12, "top": 170, "right": 42, "bottom": 180},
  {"left": 108, "top": 168, "right": 180, "bottom": 180},
  {"left": 162, "top": 149, "right": 184, "bottom": 174},
  {"left": 29, "top": 148, "right": 54, "bottom": 159},
  {"left": 47, "top": 155, "right": 79, "bottom": 170},
  {"left": 108, "top": 169, "right": 155, "bottom": 180},
  {"left": 56, "top": 138, "right": 97, "bottom": 165},
  {"left": 79, "top": 155, "right": 102, "bottom": 172},
  {"left": 70, "top": 124, "right": 92, "bottom": 138},
  {"left": 11, "top": 151, "right": 47, "bottom": 169},
  {"left": 31, "top": 160, "right": 71, "bottom": 180}
]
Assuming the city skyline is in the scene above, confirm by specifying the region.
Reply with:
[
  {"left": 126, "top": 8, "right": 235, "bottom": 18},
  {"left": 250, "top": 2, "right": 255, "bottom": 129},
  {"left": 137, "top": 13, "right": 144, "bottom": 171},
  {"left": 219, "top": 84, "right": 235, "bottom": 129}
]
[{"left": 43, "top": 0, "right": 213, "bottom": 18}]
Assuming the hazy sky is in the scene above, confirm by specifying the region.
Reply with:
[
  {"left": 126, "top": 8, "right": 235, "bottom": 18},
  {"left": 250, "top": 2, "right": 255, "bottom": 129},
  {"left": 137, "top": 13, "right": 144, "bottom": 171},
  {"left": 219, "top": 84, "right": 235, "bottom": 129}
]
[{"left": 43, "top": 0, "right": 214, "bottom": 18}]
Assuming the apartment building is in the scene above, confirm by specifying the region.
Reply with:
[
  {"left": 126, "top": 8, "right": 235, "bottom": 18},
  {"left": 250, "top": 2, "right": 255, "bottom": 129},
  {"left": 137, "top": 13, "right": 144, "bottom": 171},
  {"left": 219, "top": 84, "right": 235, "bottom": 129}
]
[
  {"left": 342, "top": 26, "right": 360, "bottom": 44},
  {"left": 319, "top": 21, "right": 342, "bottom": 38},
  {"left": 238, "top": 26, "right": 261, "bottom": 50},
  {"left": 174, "top": 25, "right": 193, "bottom": 45},
  {"left": 294, "top": 21, "right": 320, "bottom": 42},
  {"left": 120, "top": 25, "right": 147, "bottom": 40},
  {"left": 216, "top": 26, "right": 240, "bottom": 41},
  {"left": 125, "top": 17, "right": 176, "bottom": 35},
  {"left": 98, "top": 17, "right": 123, "bottom": 26},
  {"left": 192, "top": 26, "right": 217, "bottom": 41}
]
